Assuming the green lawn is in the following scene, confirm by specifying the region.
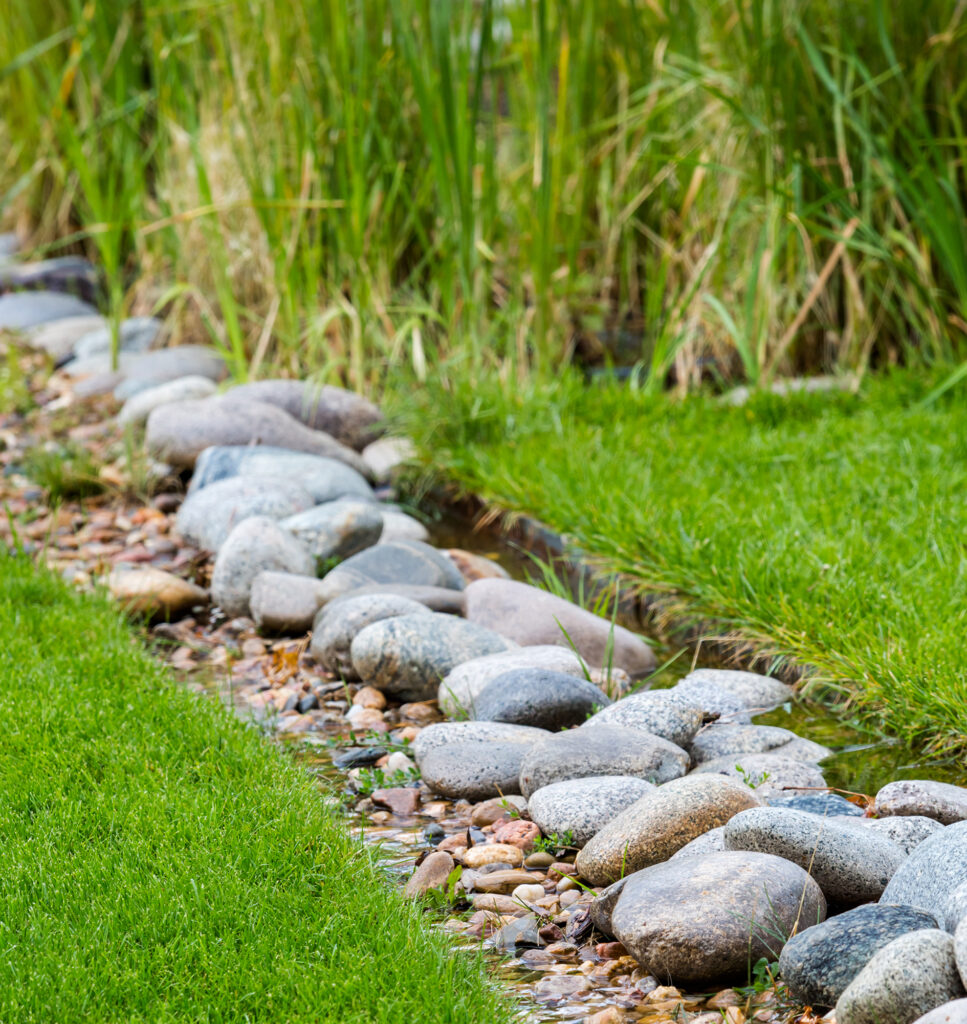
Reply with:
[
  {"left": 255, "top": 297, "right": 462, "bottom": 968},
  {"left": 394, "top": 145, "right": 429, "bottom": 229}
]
[
  {"left": 396, "top": 369, "right": 967, "bottom": 754},
  {"left": 0, "top": 553, "right": 507, "bottom": 1023}
]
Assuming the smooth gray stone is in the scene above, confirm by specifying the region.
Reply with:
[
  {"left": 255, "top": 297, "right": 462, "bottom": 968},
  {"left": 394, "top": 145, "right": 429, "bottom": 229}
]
[
  {"left": 220, "top": 379, "right": 383, "bottom": 450},
  {"left": 310, "top": 593, "right": 430, "bottom": 678},
  {"left": 378, "top": 508, "right": 429, "bottom": 544},
  {"left": 881, "top": 821, "right": 967, "bottom": 922},
  {"left": 611, "top": 852, "right": 826, "bottom": 985},
  {"left": 518, "top": 724, "right": 688, "bottom": 800},
  {"left": 333, "top": 582, "right": 465, "bottom": 614},
  {"left": 176, "top": 474, "right": 314, "bottom": 552},
  {"left": 767, "top": 791, "right": 864, "bottom": 816},
  {"left": 671, "top": 826, "right": 728, "bottom": 859},
  {"left": 189, "top": 445, "right": 375, "bottom": 504},
  {"left": 0, "top": 290, "right": 97, "bottom": 329},
  {"left": 689, "top": 723, "right": 831, "bottom": 765},
  {"left": 281, "top": 500, "right": 383, "bottom": 567},
  {"left": 779, "top": 903, "right": 942, "bottom": 1009},
  {"left": 24, "top": 314, "right": 105, "bottom": 360},
  {"left": 485, "top": 914, "right": 541, "bottom": 952},
  {"left": 589, "top": 877, "right": 627, "bottom": 937},
  {"left": 350, "top": 612, "right": 514, "bottom": 702},
  {"left": 585, "top": 690, "right": 705, "bottom": 747},
  {"left": 412, "top": 721, "right": 550, "bottom": 764},
  {"left": 836, "top": 930, "right": 965, "bottom": 1024},
  {"left": 675, "top": 668, "right": 794, "bottom": 712},
  {"left": 473, "top": 668, "right": 611, "bottom": 731},
  {"left": 946, "top": 882, "right": 967, "bottom": 932},
  {"left": 668, "top": 680, "right": 752, "bottom": 723},
  {"left": 851, "top": 815, "right": 946, "bottom": 855},
  {"left": 72, "top": 316, "right": 161, "bottom": 360},
  {"left": 955, "top": 920, "right": 967, "bottom": 993},
  {"left": 419, "top": 739, "right": 531, "bottom": 801},
  {"left": 691, "top": 753, "right": 826, "bottom": 798},
  {"left": 146, "top": 396, "right": 366, "bottom": 473},
  {"left": 210, "top": 516, "right": 314, "bottom": 618},
  {"left": 250, "top": 571, "right": 328, "bottom": 635},
  {"left": 0, "top": 256, "right": 97, "bottom": 300},
  {"left": 362, "top": 436, "right": 414, "bottom": 482},
  {"left": 876, "top": 780, "right": 967, "bottom": 825},
  {"left": 113, "top": 346, "right": 227, "bottom": 400},
  {"left": 723, "top": 807, "right": 905, "bottom": 904},
  {"left": 118, "top": 375, "right": 218, "bottom": 426},
  {"left": 913, "top": 1001, "right": 967, "bottom": 1024},
  {"left": 528, "top": 776, "right": 654, "bottom": 847}
]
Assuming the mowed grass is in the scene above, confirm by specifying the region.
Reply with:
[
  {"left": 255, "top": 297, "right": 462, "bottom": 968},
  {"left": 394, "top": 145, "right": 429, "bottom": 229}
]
[
  {"left": 0, "top": 553, "right": 508, "bottom": 1023},
  {"left": 396, "top": 369, "right": 967, "bottom": 753}
]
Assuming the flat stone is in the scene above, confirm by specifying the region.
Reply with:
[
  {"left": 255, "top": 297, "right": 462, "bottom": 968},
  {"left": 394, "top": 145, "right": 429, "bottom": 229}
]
[
  {"left": 610, "top": 851, "right": 826, "bottom": 985},
  {"left": 25, "top": 314, "right": 106, "bottom": 360},
  {"left": 378, "top": 508, "right": 429, "bottom": 544},
  {"left": 404, "top": 851, "right": 454, "bottom": 898},
  {"left": 439, "top": 646, "right": 588, "bottom": 718},
  {"left": 689, "top": 724, "right": 831, "bottom": 765},
  {"left": 220, "top": 379, "right": 383, "bottom": 450},
  {"left": 913, "top": 1001, "right": 967, "bottom": 1024},
  {"left": 281, "top": 500, "right": 383, "bottom": 567},
  {"left": 250, "top": 571, "right": 328, "bottom": 635},
  {"left": 462, "top": 844, "right": 524, "bottom": 869},
  {"left": 518, "top": 724, "right": 689, "bottom": 799},
  {"left": 464, "top": 578, "right": 656, "bottom": 678},
  {"left": 350, "top": 612, "right": 514, "bottom": 702},
  {"left": 671, "top": 826, "right": 728, "bottom": 859},
  {"left": 850, "top": 815, "right": 945, "bottom": 854},
  {"left": 691, "top": 753, "right": 826, "bottom": 799},
  {"left": 880, "top": 821, "right": 967, "bottom": 921},
  {"left": 106, "top": 567, "right": 207, "bottom": 618},
  {"left": 575, "top": 775, "right": 760, "bottom": 885},
  {"left": 528, "top": 776, "right": 654, "bottom": 847},
  {"left": 310, "top": 593, "right": 431, "bottom": 678},
  {"left": 334, "top": 582, "right": 464, "bottom": 613},
  {"left": 778, "top": 903, "right": 941, "bottom": 1009},
  {"left": 176, "top": 475, "right": 314, "bottom": 552},
  {"left": 362, "top": 436, "right": 415, "bottom": 481},
  {"left": 876, "top": 780, "right": 967, "bottom": 825},
  {"left": 674, "top": 668, "right": 794, "bottom": 713},
  {"left": 0, "top": 290, "right": 97, "bottom": 329},
  {"left": 836, "top": 930, "right": 965, "bottom": 1024},
  {"left": 412, "top": 721, "right": 550, "bottom": 763},
  {"left": 723, "top": 806, "right": 905, "bottom": 904},
  {"left": 118, "top": 375, "right": 218, "bottom": 426},
  {"left": 419, "top": 740, "right": 531, "bottom": 801},
  {"left": 72, "top": 316, "right": 161, "bottom": 360},
  {"left": 585, "top": 691, "right": 705, "bottom": 747},
  {"left": 146, "top": 396, "right": 368, "bottom": 474},
  {"left": 210, "top": 516, "right": 313, "bottom": 617},
  {"left": 486, "top": 915, "right": 541, "bottom": 951},
  {"left": 767, "top": 791, "right": 864, "bottom": 816},
  {"left": 473, "top": 668, "right": 611, "bottom": 731}
]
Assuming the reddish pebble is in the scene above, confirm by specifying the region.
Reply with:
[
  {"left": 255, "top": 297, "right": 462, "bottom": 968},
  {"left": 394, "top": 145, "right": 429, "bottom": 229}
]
[
  {"left": 493, "top": 819, "right": 541, "bottom": 850},
  {"left": 436, "top": 834, "right": 469, "bottom": 853},
  {"left": 595, "top": 941, "right": 629, "bottom": 960},
  {"left": 371, "top": 787, "right": 421, "bottom": 816}
]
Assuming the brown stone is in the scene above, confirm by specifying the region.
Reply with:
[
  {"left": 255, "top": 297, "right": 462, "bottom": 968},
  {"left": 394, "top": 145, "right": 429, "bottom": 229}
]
[
  {"left": 586, "top": 1007, "right": 624, "bottom": 1024},
  {"left": 494, "top": 819, "right": 541, "bottom": 851},
  {"left": 596, "top": 941, "right": 629, "bottom": 959},
  {"left": 398, "top": 701, "right": 440, "bottom": 724},
  {"left": 447, "top": 548, "right": 511, "bottom": 582},
  {"left": 404, "top": 851, "right": 454, "bottom": 898},
  {"left": 107, "top": 566, "right": 208, "bottom": 617},
  {"left": 471, "top": 893, "right": 524, "bottom": 914},
  {"left": 471, "top": 799, "right": 513, "bottom": 827},
  {"left": 371, "top": 787, "right": 421, "bottom": 816},
  {"left": 353, "top": 686, "right": 387, "bottom": 709},
  {"left": 461, "top": 843, "right": 524, "bottom": 869},
  {"left": 436, "top": 835, "right": 469, "bottom": 854},
  {"left": 471, "top": 869, "right": 537, "bottom": 894}
]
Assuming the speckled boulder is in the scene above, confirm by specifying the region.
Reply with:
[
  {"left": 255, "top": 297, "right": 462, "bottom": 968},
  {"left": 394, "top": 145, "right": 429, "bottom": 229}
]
[
  {"left": 585, "top": 690, "right": 705, "bottom": 747},
  {"left": 946, "top": 881, "right": 967, "bottom": 932},
  {"left": 670, "top": 825, "right": 728, "bottom": 859},
  {"left": 575, "top": 775, "right": 761, "bottom": 886},
  {"left": 850, "top": 815, "right": 945, "bottom": 855},
  {"left": 913, "top": 1001, "right": 967, "bottom": 1024},
  {"left": 527, "top": 776, "right": 655, "bottom": 847},
  {"left": 836, "top": 930, "right": 965, "bottom": 1024},
  {"left": 210, "top": 516, "right": 314, "bottom": 617},
  {"left": 691, "top": 753, "right": 826, "bottom": 798},
  {"left": 281, "top": 500, "right": 383, "bottom": 567},
  {"left": 473, "top": 668, "right": 611, "bottom": 731},
  {"left": 611, "top": 851, "right": 825, "bottom": 985},
  {"left": 350, "top": 612, "right": 514, "bottom": 702},
  {"left": 689, "top": 724, "right": 830, "bottom": 765},
  {"left": 412, "top": 720, "right": 550, "bottom": 763},
  {"left": 518, "top": 724, "right": 688, "bottom": 800},
  {"left": 875, "top": 780, "right": 967, "bottom": 825},
  {"left": 675, "top": 668, "right": 794, "bottom": 712},
  {"left": 419, "top": 740, "right": 530, "bottom": 801},
  {"left": 881, "top": 821, "right": 967, "bottom": 922},
  {"left": 778, "top": 903, "right": 940, "bottom": 1009},
  {"left": 724, "top": 807, "right": 905, "bottom": 903}
]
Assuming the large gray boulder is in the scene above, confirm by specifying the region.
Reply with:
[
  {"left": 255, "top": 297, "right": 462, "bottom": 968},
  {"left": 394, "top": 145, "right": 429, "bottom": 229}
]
[
  {"left": 528, "top": 776, "right": 654, "bottom": 847},
  {"left": 250, "top": 571, "right": 329, "bottom": 635},
  {"left": 881, "top": 821, "right": 967, "bottom": 922},
  {"left": 875, "top": 780, "right": 967, "bottom": 825},
  {"left": 689, "top": 723, "right": 830, "bottom": 765},
  {"left": 419, "top": 740, "right": 532, "bottom": 801},
  {"left": 584, "top": 690, "right": 705, "bottom": 747},
  {"left": 280, "top": 500, "right": 383, "bottom": 567},
  {"left": 412, "top": 721, "right": 550, "bottom": 763},
  {"left": 691, "top": 753, "right": 826, "bottom": 799},
  {"left": 674, "top": 668, "right": 794, "bottom": 712},
  {"left": 472, "top": 668, "right": 611, "bottom": 731}
]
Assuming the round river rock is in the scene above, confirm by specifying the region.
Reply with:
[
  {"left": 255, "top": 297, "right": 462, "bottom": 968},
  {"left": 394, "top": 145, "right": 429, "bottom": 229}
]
[
  {"left": 473, "top": 668, "right": 611, "bottom": 731},
  {"left": 584, "top": 690, "right": 705, "bottom": 747},
  {"left": 527, "top": 776, "right": 655, "bottom": 847},
  {"left": 419, "top": 739, "right": 531, "bottom": 801}
]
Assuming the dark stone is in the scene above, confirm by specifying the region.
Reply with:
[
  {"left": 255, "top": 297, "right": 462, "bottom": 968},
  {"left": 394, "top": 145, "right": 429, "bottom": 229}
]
[
  {"left": 333, "top": 746, "right": 387, "bottom": 769},
  {"left": 473, "top": 668, "right": 611, "bottom": 731},
  {"left": 318, "top": 540, "right": 466, "bottom": 605},
  {"left": 419, "top": 740, "right": 531, "bottom": 801}
]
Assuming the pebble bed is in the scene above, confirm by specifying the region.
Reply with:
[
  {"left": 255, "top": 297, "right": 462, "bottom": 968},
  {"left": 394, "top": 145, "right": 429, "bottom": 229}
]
[{"left": 3, "top": 257, "right": 967, "bottom": 1024}]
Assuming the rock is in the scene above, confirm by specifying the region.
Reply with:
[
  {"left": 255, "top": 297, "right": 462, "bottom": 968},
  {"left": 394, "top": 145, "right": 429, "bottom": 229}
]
[
  {"left": 590, "top": 878, "right": 627, "bottom": 936},
  {"left": 671, "top": 826, "right": 728, "bottom": 859},
  {"left": 419, "top": 740, "right": 531, "bottom": 801},
  {"left": 189, "top": 445, "right": 375, "bottom": 504},
  {"left": 880, "top": 821, "right": 967, "bottom": 922},
  {"left": 371, "top": 788, "right": 420, "bottom": 816},
  {"left": 779, "top": 904, "right": 944, "bottom": 1009},
  {"left": 472, "top": 668, "right": 610, "bottom": 731},
  {"left": 378, "top": 508, "right": 429, "bottom": 544},
  {"left": 486, "top": 914, "right": 542, "bottom": 951},
  {"left": 404, "top": 851, "right": 454, "bottom": 898},
  {"left": 835, "top": 930, "right": 965, "bottom": 1024},
  {"left": 333, "top": 582, "right": 463, "bottom": 613},
  {"left": 913, "top": 1001, "right": 967, "bottom": 1024},
  {"left": 250, "top": 571, "right": 328, "bottom": 634},
  {"left": 146, "top": 395, "right": 368, "bottom": 474},
  {"left": 464, "top": 578, "right": 656, "bottom": 678},
  {"left": 362, "top": 436, "right": 415, "bottom": 481},
  {"left": 25, "top": 314, "right": 106, "bottom": 360},
  {"left": 462, "top": 844, "right": 524, "bottom": 869},
  {"left": 946, "top": 882, "right": 967, "bottom": 932},
  {"left": 412, "top": 721, "right": 550, "bottom": 763},
  {"left": 610, "top": 851, "right": 825, "bottom": 985},
  {"left": 176, "top": 474, "right": 315, "bottom": 551},
  {"left": 0, "top": 256, "right": 98, "bottom": 300},
  {"left": 852, "top": 815, "right": 945, "bottom": 854},
  {"left": 438, "top": 645, "right": 588, "bottom": 718},
  {"left": 585, "top": 691, "right": 705, "bottom": 747},
  {"left": 691, "top": 754, "right": 826, "bottom": 798},
  {"left": 674, "top": 668, "right": 794, "bottom": 713},
  {"left": 471, "top": 796, "right": 528, "bottom": 827},
  {"left": 311, "top": 593, "right": 430, "bottom": 678},
  {"left": 0, "top": 290, "right": 97, "bottom": 329},
  {"left": 876, "top": 780, "right": 967, "bottom": 825},
  {"left": 106, "top": 567, "right": 207, "bottom": 618},
  {"left": 723, "top": 806, "right": 905, "bottom": 903},
  {"left": 471, "top": 869, "right": 538, "bottom": 895},
  {"left": 528, "top": 776, "right": 655, "bottom": 847},
  {"left": 210, "top": 516, "right": 313, "bottom": 617},
  {"left": 519, "top": 724, "right": 688, "bottom": 799},
  {"left": 280, "top": 500, "right": 383, "bottom": 567},
  {"left": 767, "top": 791, "right": 864, "bottom": 816},
  {"left": 220, "top": 379, "right": 383, "bottom": 450},
  {"left": 351, "top": 612, "right": 514, "bottom": 702},
  {"left": 72, "top": 316, "right": 161, "bottom": 360},
  {"left": 118, "top": 375, "right": 218, "bottom": 426},
  {"left": 534, "top": 974, "right": 591, "bottom": 998},
  {"left": 472, "top": 893, "right": 523, "bottom": 914},
  {"left": 447, "top": 549, "right": 510, "bottom": 583},
  {"left": 509, "top": 884, "right": 544, "bottom": 905},
  {"left": 112, "top": 345, "right": 227, "bottom": 398},
  {"left": 493, "top": 820, "right": 541, "bottom": 850},
  {"left": 689, "top": 724, "right": 831, "bottom": 765},
  {"left": 575, "top": 775, "right": 761, "bottom": 885}
]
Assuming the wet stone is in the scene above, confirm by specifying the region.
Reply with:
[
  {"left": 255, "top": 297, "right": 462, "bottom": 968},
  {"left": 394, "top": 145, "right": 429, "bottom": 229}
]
[
  {"left": 472, "top": 668, "right": 611, "bottom": 731},
  {"left": 528, "top": 776, "right": 655, "bottom": 847},
  {"left": 417, "top": 740, "right": 530, "bottom": 801},
  {"left": 875, "top": 779, "right": 967, "bottom": 825},
  {"left": 404, "top": 851, "right": 453, "bottom": 898},
  {"left": 584, "top": 690, "right": 705, "bottom": 747},
  {"left": 281, "top": 500, "right": 383, "bottom": 567}
]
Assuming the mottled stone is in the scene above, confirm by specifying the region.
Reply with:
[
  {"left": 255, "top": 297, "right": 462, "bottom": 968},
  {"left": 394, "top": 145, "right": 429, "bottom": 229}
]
[
  {"left": 689, "top": 724, "right": 831, "bottom": 765},
  {"left": 528, "top": 776, "right": 654, "bottom": 847},
  {"left": 767, "top": 791, "right": 864, "bottom": 816},
  {"left": 691, "top": 754, "right": 826, "bottom": 799},
  {"left": 281, "top": 500, "right": 383, "bottom": 566},
  {"left": 464, "top": 578, "right": 656, "bottom": 678},
  {"left": 462, "top": 844, "right": 524, "bottom": 869},
  {"left": 473, "top": 668, "right": 611, "bottom": 731},
  {"left": 25, "top": 314, "right": 105, "bottom": 360},
  {"left": 946, "top": 882, "right": 967, "bottom": 932},
  {"left": 350, "top": 612, "right": 514, "bottom": 702},
  {"left": 250, "top": 571, "right": 328, "bottom": 635},
  {"left": 585, "top": 690, "right": 705, "bottom": 747},
  {"left": 723, "top": 806, "right": 905, "bottom": 903},
  {"left": 851, "top": 815, "right": 945, "bottom": 855},
  {"left": 118, "top": 375, "right": 217, "bottom": 426},
  {"left": 519, "top": 724, "right": 688, "bottom": 800},
  {"left": 310, "top": 593, "right": 430, "bottom": 678},
  {"left": 0, "top": 290, "right": 97, "bottom": 329},
  {"left": 611, "top": 852, "right": 825, "bottom": 985},
  {"left": 876, "top": 780, "right": 967, "bottom": 825},
  {"left": 575, "top": 775, "right": 761, "bottom": 886},
  {"left": 210, "top": 516, "right": 313, "bottom": 617},
  {"left": 404, "top": 851, "right": 454, "bottom": 898},
  {"left": 72, "top": 316, "right": 161, "bottom": 360},
  {"left": 412, "top": 721, "right": 550, "bottom": 763},
  {"left": 913, "top": 1001, "right": 967, "bottom": 1024},
  {"left": 836, "top": 930, "right": 965, "bottom": 1024},
  {"left": 470, "top": 869, "right": 536, "bottom": 895},
  {"left": 779, "top": 903, "right": 941, "bottom": 1009},
  {"left": 675, "top": 668, "right": 794, "bottom": 713},
  {"left": 881, "top": 821, "right": 967, "bottom": 922},
  {"left": 107, "top": 566, "right": 207, "bottom": 617},
  {"left": 671, "top": 826, "right": 728, "bottom": 859},
  {"left": 419, "top": 740, "right": 530, "bottom": 801}
]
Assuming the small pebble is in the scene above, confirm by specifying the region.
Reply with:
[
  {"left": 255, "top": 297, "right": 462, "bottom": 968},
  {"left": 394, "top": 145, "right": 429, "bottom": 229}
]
[{"left": 511, "top": 883, "right": 545, "bottom": 903}]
